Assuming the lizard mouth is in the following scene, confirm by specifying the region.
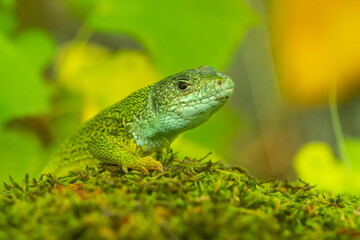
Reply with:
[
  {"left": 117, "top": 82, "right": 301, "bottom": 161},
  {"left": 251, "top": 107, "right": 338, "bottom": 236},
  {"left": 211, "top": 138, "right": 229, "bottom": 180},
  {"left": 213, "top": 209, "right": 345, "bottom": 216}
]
[
  {"left": 216, "top": 96, "right": 230, "bottom": 101},
  {"left": 167, "top": 84, "right": 234, "bottom": 120},
  {"left": 169, "top": 87, "right": 234, "bottom": 110},
  {"left": 215, "top": 88, "right": 234, "bottom": 101}
]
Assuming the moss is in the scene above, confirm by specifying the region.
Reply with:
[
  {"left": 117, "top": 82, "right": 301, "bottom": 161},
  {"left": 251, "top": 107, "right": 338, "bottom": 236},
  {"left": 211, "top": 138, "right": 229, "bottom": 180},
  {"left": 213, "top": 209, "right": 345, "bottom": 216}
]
[{"left": 1, "top": 151, "right": 360, "bottom": 239}]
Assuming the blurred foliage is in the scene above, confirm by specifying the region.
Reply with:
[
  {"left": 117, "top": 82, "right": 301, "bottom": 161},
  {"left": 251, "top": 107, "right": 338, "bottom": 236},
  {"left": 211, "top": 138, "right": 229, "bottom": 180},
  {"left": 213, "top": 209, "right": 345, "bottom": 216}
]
[
  {"left": 55, "top": 43, "right": 160, "bottom": 121},
  {"left": 0, "top": 129, "right": 45, "bottom": 178},
  {"left": 65, "top": 0, "right": 256, "bottom": 75},
  {"left": 271, "top": 0, "right": 360, "bottom": 195},
  {"left": 2, "top": 156, "right": 360, "bottom": 239},
  {"left": 0, "top": 29, "right": 54, "bottom": 126},
  {"left": 2, "top": 2, "right": 360, "bottom": 237},
  {"left": 294, "top": 139, "right": 360, "bottom": 194},
  {"left": 0, "top": 0, "right": 16, "bottom": 34},
  {"left": 270, "top": 0, "right": 360, "bottom": 104},
  {"left": 0, "top": 0, "right": 54, "bottom": 181},
  {"left": 0, "top": 0, "right": 256, "bottom": 182},
  {"left": 173, "top": 107, "right": 242, "bottom": 161}
]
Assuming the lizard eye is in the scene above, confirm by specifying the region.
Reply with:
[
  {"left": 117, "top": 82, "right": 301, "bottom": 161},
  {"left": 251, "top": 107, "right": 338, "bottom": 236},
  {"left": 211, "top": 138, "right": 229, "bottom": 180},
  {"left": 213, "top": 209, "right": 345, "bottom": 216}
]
[{"left": 177, "top": 81, "right": 190, "bottom": 91}]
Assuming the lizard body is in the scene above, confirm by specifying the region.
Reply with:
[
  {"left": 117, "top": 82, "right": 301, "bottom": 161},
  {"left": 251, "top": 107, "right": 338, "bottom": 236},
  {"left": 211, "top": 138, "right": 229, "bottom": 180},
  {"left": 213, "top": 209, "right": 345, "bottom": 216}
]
[{"left": 44, "top": 66, "right": 234, "bottom": 175}]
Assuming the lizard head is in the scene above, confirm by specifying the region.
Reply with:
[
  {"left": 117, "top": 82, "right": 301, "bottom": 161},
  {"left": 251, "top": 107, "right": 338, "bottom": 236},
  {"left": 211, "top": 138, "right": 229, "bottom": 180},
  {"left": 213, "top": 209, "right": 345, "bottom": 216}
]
[{"left": 150, "top": 66, "right": 234, "bottom": 139}]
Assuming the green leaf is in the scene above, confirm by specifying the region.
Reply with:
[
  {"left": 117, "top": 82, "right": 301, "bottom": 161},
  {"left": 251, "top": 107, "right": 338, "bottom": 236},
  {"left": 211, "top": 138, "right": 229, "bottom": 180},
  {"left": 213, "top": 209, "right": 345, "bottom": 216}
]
[
  {"left": 0, "top": 11, "right": 15, "bottom": 34},
  {"left": 344, "top": 138, "right": 360, "bottom": 171},
  {"left": 15, "top": 30, "right": 55, "bottom": 68},
  {"left": 0, "top": 129, "right": 46, "bottom": 182},
  {"left": 294, "top": 141, "right": 360, "bottom": 194},
  {"left": 66, "top": 0, "right": 257, "bottom": 75},
  {"left": 0, "top": 0, "right": 16, "bottom": 34},
  {"left": 294, "top": 142, "right": 346, "bottom": 193},
  {"left": 0, "top": 0, "right": 15, "bottom": 9},
  {"left": 0, "top": 30, "right": 54, "bottom": 126}
]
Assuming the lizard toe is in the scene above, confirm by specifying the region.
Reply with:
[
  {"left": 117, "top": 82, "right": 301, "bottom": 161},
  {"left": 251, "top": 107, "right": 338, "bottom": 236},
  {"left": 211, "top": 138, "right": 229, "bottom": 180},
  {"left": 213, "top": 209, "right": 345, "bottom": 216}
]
[
  {"left": 141, "top": 156, "right": 163, "bottom": 173},
  {"left": 139, "top": 167, "right": 149, "bottom": 176},
  {"left": 121, "top": 165, "right": 129, "bottom": 174},
  {"left": 124, "top": 156, "right": 162, "bottom": 175}
]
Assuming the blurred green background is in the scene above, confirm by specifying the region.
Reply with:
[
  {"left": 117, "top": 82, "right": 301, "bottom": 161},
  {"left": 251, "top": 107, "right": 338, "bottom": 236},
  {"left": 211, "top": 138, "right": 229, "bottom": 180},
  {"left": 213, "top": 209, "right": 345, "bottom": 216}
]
[{"left": 2, "top": 0, "right": 360, "bottom": 195}]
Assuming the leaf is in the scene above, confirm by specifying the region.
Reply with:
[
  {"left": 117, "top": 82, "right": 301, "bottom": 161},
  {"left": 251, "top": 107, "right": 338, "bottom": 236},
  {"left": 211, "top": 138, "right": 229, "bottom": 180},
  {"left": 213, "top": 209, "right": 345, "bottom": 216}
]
[
  {"left": 0, "top": 30, "right": 54, "bottom": 126},
  {"left": 66, "top": 0, "right": 257, "bottom": 75},
  {"left": 270, "top": 0, "right": 360, "bottom": 104},
  {"left": 0, "top": 11, "right": 15, "bottom": 34},
  {"left": 294, "top": 141, "right": 360, "bottom": 194},
  {"left": 55, "top": 43, "right": 160, "bottom": 121},
  {"left": 294, "top": 142, "right": 347, "bottom": 193},
  {"left": 0, "top": 129, "right": 46, "bottom": 182},
  {"left": 0, "top": 0, "right": 15, "bottom": 8},
  {"left": 15, "top": 30, "right": 55, "bottom": 68},
  {"left": 344, "top": 138, "right": 360, "bottom": 171},
  {"left": 0, "top": 0, "right": 16, "bottom": 34}
]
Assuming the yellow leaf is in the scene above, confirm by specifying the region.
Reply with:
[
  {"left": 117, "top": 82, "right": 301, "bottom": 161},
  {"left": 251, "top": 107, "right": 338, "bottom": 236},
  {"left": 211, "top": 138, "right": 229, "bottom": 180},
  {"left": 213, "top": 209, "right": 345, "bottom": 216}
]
[
  {"left": 55, "top": 42, "right": 160, "bottom": 121},
  {"left": 294, "top": 142, "right": 360, "bottom": 194},
  {"left": 270, "top": 0, "right": 360, "bottom": 104}
]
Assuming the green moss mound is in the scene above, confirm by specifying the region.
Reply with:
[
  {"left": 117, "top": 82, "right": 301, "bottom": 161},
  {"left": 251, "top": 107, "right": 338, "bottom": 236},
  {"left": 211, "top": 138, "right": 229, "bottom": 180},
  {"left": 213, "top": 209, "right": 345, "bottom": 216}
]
[{"left": 1, "top": 152, "right": 360, "bottom": 239}]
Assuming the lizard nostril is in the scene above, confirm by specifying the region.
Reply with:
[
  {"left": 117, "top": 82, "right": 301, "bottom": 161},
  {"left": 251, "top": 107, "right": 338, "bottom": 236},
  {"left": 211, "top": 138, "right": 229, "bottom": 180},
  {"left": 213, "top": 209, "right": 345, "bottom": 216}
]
[{"left": 217, "top": 80, "right": 222, "bottom": 86}]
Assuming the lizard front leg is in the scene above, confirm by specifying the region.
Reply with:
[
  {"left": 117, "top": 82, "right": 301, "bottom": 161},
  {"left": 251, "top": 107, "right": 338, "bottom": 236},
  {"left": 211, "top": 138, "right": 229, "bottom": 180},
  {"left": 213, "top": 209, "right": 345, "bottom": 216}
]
[{"left": 88, "top": 135, "right": 163, "bottom": 175}]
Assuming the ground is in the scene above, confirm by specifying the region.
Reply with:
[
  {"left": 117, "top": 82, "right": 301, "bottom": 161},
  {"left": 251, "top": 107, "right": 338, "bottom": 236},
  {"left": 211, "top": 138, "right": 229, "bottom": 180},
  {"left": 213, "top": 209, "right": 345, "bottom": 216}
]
[{"left": 1, "top": 150, "right": 360, "bottom": 239}]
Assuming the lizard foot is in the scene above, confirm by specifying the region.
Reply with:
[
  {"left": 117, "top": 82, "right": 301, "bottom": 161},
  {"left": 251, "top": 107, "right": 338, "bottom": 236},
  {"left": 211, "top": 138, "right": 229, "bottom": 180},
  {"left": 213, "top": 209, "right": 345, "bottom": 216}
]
[{"left": 121, "top": 156, "right": 163, "bottom": 175}]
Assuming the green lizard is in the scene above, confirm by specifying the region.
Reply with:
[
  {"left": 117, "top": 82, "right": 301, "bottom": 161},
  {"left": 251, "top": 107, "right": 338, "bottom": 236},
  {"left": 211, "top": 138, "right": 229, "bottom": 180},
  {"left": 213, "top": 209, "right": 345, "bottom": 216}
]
[{"left": 44, "top": 66, "right": 234, "bottom": 176}]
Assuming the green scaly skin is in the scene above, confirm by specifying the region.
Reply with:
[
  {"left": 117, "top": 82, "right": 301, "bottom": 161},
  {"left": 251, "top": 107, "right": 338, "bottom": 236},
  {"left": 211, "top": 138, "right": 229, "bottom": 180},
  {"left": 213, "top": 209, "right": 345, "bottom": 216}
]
[{"left": 44, "top": 66, "right": 234, "bottom": 176}]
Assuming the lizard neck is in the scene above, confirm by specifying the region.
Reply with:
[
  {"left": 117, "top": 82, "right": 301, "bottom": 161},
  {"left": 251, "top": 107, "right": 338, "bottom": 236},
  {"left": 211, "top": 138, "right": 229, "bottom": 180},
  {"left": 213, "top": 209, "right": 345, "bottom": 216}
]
[
  {"left": 127, "top": 86, "right": 216, "bottom": 150},
  {"left": 127, "top": 91, "right": 170, "bottom": 150},
  {"left": 127, "top": 88, "right": 191, "bottom": 150}
]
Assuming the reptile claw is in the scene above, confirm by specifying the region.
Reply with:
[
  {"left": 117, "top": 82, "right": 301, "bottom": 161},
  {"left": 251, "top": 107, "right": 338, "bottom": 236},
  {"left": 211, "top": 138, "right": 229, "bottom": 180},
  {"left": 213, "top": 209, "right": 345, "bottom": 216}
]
[{"left": 121, "top": 156, "right": 163, "bottom": 175}]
